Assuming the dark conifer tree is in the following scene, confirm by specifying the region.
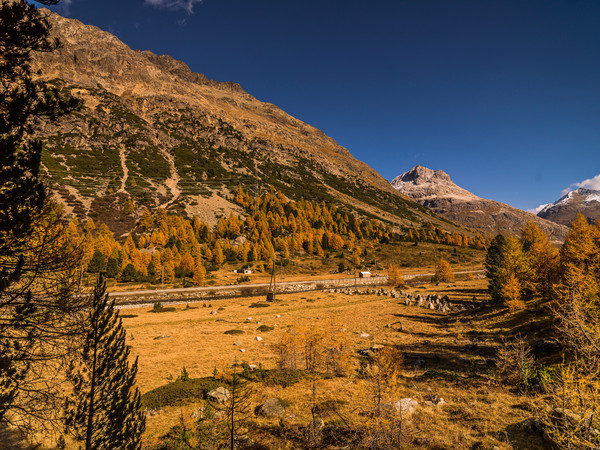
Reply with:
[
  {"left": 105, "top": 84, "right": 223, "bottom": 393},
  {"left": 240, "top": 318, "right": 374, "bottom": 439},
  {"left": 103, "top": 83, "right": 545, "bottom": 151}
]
[
  {"left": 0, "top": 0, "right": 80, "bottom": 253},
  {"left": 0, "top": 0, "right": 83, "bottom": 431},
  {"left": 485, "top": 234, "right": 507, "bottom": 302},
  {"left": 65, "top": 275, "right": 145, "bottom": 450},
  {"left": 87, "top": 250, "right": 106, "bottom": 273}
]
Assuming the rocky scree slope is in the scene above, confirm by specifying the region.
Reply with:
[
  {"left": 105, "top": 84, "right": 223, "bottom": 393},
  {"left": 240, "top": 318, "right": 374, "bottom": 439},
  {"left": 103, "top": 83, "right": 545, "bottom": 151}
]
[
  {"left": 32, "top": 10, "right": 449, "bottom": 235},
  {"left": 391, "top": 166, "right": 568, "bottom": 242},
  {"left": 537, "top": 188, "right": 600, "bottom": 226}
]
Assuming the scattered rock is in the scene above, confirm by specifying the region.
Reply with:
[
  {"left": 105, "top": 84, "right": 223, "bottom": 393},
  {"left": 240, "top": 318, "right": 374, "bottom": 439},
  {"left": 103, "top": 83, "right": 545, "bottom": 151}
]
[
  {"left": 360, "top": 332, "right": 370, "bottom": 338},
  {"left": 385, "top": 398, "right": 418, "bottom": 417},
  {"left": 210, "top": 310, "right": 218, "bottom": 315},
  {"left": 233, "top": 340, "right": 242, "bottom": 346},
  {"left": 191, "top": 406, "right": 204, "bottom": 419},
  {"left": 147, "top": 409, "right": 160, "bottom": 417},
  {"left": 424, "top": 394, "right": 446, "bottom": 407},
  {"left": 255, "top": 398, "right": 285, "bottom": 418},
  {"left": 240, "top": 349, "right": 246, "bottom": 353},
  {"left": 276, "top": 314, "right": 281, "bottom": 318},
  {"left": 358, "top": 349, "right": 375, "bottom": 358},
  {"left": 208, "top": 387, "right": 230, "bottom": 404},
  {"left": 255, "top": 336, "right": 263, "bottom": 341}
]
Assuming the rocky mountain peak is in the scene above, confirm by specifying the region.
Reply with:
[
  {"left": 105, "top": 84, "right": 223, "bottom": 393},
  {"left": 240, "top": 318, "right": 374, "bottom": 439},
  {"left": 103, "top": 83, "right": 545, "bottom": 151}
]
[
  {"left": 399, "top": 165, "right": 452, "bottom": 184},
  {"left": 390, "top": 165, "right": 568, "bottom": 242},
  {"left": 391, "top": 165, "right": 479, "bottom": 201}
]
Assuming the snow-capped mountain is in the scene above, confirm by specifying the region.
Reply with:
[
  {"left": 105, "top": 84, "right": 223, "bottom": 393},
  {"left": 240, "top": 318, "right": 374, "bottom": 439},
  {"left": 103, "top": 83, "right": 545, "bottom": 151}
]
[
  {"left": 537, "top": 188, "right": 600, "bottom": 226},
  {"left": 391, "top": 166, "right": 568, "bottom": 242}
]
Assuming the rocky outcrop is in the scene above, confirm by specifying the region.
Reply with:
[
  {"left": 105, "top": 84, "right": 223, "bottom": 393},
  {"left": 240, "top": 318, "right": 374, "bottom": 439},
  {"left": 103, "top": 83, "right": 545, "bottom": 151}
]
[
  {"left": 255, "top": 398, "right": 286, "bottom": 418},
  {"left": 392, "top": 166, "right": 568, "bottom": 242},
  {"left": 208, "top": 387, "right": 230, "bottom": 404}
]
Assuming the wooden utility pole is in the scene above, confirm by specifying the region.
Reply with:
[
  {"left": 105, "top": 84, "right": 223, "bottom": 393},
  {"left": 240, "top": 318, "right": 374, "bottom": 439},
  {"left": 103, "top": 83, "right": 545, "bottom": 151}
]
[{"left": 266, "top": 261, "right": 276, "bottom": 302}]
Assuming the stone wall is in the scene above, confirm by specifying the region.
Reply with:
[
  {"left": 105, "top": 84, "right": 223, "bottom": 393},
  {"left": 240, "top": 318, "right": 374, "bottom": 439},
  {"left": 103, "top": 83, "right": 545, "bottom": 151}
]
[{"left": 110, "top": 275, "right": 390, "bottom": 306}]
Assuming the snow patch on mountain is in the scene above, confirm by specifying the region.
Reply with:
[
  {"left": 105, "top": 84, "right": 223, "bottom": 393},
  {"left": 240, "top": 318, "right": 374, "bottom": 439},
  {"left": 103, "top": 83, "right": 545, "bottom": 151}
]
[
  {"left": 528, "top": 203, "right": 550, "bottom": 214},
  {"left": 536, "top": 187, "right": 600, "bottom": 226},
  {"left": 584, "top": 193, "right": 600, "bottom": 203}
]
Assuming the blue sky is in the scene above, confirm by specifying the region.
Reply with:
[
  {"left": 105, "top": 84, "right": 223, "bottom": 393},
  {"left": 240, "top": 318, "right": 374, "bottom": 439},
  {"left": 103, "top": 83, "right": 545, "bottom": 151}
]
[{"left": 36, "top": 0, "right": 600, "bottom": 211}]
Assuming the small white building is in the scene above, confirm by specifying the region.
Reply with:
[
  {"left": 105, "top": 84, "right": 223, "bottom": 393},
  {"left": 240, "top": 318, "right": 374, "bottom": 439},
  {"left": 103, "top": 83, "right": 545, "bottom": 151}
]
[
  {"left": 359, "top": 271, "right": 371, "bottom": 278},
  {"left": 233, "top": 268, "right": 252, "bottom": 274}
]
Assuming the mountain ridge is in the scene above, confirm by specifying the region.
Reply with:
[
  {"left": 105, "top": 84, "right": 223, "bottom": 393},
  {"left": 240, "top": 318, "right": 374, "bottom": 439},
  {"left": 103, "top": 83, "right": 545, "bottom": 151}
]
[
  {"left": 537, "top": 188, "right": 600, "bottom": 226},
  {"left": 30, "top": 9, "right": 459, "bottom": 237},
  {"left": 391, "top": 165, "right": 568, "bottom": 242}
]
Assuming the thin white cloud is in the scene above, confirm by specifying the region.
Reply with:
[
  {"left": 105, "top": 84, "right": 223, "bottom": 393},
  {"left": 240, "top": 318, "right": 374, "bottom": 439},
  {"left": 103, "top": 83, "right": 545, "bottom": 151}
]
[
  {"left": 144, "top": 0, "right": 202, "bottom": 14},
  {"left": 561, "top": 173, "right": 600, "bottom": 196},
  {"left": 574, "top": 173, "right": 600, "bottom": 191}
]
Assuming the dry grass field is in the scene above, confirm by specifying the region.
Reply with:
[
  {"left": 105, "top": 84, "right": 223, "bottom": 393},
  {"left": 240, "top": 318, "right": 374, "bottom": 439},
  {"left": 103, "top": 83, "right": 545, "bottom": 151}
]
[{"left": 122, "top": 278, "right": 553, "bottom": 449}]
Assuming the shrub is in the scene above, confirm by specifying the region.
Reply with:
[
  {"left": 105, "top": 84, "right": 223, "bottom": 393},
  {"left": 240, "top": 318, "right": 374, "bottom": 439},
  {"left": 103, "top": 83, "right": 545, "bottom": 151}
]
[
  {"left": 496, "top": 336, "right": 551, "bottom": 391},
  {"left": 224, "top": 329, "right": 244, "bottom": 335},
  {"left": 141, "top": 377, "right": 217, "bottom": 409},
  {"left": 419, "top": 369, "right": 464, "bottom": 382},
  {"left": 236, "top": 275, "right": 251, "bottom": 283},
  {"left": 251, "top": 369, "right": 305, "bottom": 388},
  {"left": 150, "top": 302, "right": 176, "bottom": 313},
  {"left": 177, "top": 366, "right": 190, "bottom": 382},
  {"left": 249, "top": 302, "right": 270, "bottom": 308},
  {"left": 256, "top": 325, "right": 274, "bottom": 332}
]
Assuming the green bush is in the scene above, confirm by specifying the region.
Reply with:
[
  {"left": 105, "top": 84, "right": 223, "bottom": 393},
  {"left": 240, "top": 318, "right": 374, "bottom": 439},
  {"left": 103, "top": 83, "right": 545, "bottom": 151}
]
[
  {"left": 236, "top": 275, "right": 251, "bottom": 283},
  {"left": 419, "top": 369, "right": 464, "bottom": 382},
  {"left": 249, "top": 369, "right": 305, "bottom": 388},
  {"left": 256, "top": 325, "right": 274, "bottom": 332},
  {"left": 224, "top": 329, "right": 244, "bottom": 335},
  {"left": 150, "top": 302, "right": 176, "bottom": 313},
  {"left": 177, "top": 366, "right": 190, "bottom": 382},
  {"left": 141, "top": 377, "right": 217, "bottom": 410}
]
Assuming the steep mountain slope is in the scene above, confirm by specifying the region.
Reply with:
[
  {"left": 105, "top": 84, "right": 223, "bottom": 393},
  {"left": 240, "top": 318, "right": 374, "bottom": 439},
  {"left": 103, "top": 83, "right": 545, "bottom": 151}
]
[
  {"left": 391, "top": 166, "right": 568, "bottom": 242},
  {"left": 537, "top": 188, "right": 600, "bottom": 226},
  {"left": 31, "top": 10, "right": 448, "bottom": 235}
]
